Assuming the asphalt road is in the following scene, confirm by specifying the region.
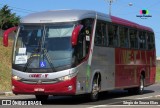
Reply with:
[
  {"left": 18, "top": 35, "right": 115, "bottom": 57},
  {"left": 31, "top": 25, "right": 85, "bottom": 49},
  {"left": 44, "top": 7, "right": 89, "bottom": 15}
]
[{"left": 0, "top": 83, "right": 160, "bottom": 108}]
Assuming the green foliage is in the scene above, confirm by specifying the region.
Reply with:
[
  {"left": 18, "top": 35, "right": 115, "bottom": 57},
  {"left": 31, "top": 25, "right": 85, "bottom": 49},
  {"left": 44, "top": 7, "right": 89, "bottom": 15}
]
[
  {"left": 0, "top": 5, "right": 20, "bottom": 30},
  {"left": 156, "top": 67, "right": 160, "bottom": 82}
]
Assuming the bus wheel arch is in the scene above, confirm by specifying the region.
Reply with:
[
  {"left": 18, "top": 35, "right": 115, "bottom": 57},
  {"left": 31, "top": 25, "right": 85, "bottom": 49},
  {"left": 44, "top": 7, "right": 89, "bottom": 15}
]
[
  {"left": 90, "top": 72, "right": 101, "bottom": 101},
  {"left": 141, "top": 71, "right": 145, "bottom": 80}
]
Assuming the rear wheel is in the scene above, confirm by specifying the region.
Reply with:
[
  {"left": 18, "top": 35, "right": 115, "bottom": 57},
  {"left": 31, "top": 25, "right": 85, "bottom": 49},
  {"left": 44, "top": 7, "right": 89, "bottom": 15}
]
[
  {"left": 35, "top": 95, "right": 48, "bottom": 101},
  {"left": 138, "top": 75, "right": 145, "bottom": 94},
  {"left": 128, "top": 75, "right": 144, "bottom": 94}
]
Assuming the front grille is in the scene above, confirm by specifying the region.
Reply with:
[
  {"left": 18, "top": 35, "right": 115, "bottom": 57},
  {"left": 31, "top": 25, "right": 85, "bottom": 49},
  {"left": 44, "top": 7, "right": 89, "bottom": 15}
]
[{"left": 20, "top": 79, "right": 60, "bottom": 84}]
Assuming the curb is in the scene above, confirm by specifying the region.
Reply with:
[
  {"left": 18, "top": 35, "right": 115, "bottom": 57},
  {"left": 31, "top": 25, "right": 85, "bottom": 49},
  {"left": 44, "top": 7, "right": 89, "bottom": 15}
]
[{"left": 0, "top": 91, "right": 13, "bottom": 96}]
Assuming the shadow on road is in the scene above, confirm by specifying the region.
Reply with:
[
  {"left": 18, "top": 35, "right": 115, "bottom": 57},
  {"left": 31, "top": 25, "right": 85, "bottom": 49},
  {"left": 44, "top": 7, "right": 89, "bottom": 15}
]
[{"left": 17, "top": 89, "right": 155, "bottom": 105}]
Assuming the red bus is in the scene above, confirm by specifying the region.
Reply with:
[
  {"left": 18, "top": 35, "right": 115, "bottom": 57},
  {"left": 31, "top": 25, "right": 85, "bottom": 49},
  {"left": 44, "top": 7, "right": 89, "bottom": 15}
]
[{"left": 3, "top": 10, "right": 156, "bottom": 101}]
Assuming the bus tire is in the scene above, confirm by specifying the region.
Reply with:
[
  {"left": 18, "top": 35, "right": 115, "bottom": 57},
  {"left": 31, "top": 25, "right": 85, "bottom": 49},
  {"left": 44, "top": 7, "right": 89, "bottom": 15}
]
[
  {"left": 90, "top": 75, "right": 100, "bottom": 101},
  {"left": 137, "top": 75, "right": 145, "bottom": 94},
  {"left": 35, "top": 95, "right": 48, "bottom": 101},
  {"left": 128, "top": 75, "right": 144, "bottom": 95}
]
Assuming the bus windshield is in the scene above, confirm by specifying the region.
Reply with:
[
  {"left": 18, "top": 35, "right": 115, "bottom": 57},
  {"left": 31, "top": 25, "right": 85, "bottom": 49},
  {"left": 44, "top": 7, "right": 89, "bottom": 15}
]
[{"left": 13, "top": 23, "right": 75, "bottom": 73}]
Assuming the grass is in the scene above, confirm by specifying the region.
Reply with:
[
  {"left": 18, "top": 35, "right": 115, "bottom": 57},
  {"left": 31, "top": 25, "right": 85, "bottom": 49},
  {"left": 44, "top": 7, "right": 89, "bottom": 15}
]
[
  {"left": 156, "top": 67, "right": 160, "bottom": 83},
  {"left": 0, "top": 36, "right": 13, "bottom": 91}
]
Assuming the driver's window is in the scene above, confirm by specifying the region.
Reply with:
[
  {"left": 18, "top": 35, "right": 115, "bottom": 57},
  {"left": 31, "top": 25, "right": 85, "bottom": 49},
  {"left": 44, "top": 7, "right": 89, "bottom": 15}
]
[{"left": 76, "top": 18, "right": 94, "bottom": 62}]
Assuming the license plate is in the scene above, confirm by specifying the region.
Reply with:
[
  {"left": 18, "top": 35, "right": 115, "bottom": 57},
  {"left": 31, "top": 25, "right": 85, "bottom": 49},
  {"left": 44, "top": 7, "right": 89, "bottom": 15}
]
[{"left": 34, "top": 88, "right": 44, "bottom": 92}]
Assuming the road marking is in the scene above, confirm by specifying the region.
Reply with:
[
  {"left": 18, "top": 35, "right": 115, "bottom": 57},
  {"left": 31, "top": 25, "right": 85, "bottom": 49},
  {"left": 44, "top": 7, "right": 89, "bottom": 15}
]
[
  {"left": 87, "top": 105, "right": 107, "bottom": 108},
  {"left": 136, "top": 96, "right": 153, "bottom": 99},
  {"left": 155, "top": 95, "right": 160, "bottom": 97},
  {"left": 87, "top": 105, "right": 160, "bottom": 108}
]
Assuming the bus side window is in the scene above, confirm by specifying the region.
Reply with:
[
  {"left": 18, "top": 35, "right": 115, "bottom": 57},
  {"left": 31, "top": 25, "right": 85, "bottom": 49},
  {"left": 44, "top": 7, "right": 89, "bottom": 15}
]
[
  {"left": 108, "top": 24, "right": 119, "bottom": 47},
  {"left": 147, "top": 32, "right": 155, "bottom": 50},
  {"left": 139, "top": 31, "right": 146, "bottom": 49},
  {"left": 129, "top": 29, "right": 138, "bottom": 49},
  {"left": 108, "top": 24, "right": 113, "bottom": 46},
  {"left": 95, "top": 21, "right": 107, "bottom": 46},
  {"left": 119, "top": 27, "right": 129, "bottom": 48}
]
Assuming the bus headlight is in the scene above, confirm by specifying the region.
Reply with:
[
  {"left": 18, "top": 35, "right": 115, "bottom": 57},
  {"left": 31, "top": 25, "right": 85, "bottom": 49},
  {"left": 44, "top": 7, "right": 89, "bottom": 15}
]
[
  {"left": 12, "top": 76, "right": 21, "bottom": 81},
  {"left": 58, "top": 74, "right": 75, "bottom": 81}
]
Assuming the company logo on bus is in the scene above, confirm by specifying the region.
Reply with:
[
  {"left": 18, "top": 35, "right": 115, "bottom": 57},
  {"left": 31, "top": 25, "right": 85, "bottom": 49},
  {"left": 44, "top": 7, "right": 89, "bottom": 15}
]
[
  {"left": 136, "top": 9, "right": 152, "bottom": 19},
  {"left": 29, "top": 74, "right": 48, "bottom": 78}
]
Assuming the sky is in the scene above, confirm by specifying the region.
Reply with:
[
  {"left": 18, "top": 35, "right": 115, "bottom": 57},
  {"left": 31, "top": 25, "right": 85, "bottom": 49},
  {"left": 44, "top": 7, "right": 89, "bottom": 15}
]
[{"left": 0, "top": 0, "right": 160, "bottom": 57}]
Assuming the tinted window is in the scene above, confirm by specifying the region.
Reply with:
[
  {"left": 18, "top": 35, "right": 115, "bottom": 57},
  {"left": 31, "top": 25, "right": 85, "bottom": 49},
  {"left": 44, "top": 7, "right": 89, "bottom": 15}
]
[
  {"left": 139, "top": 31, "right": 146, "bottom": 49},
  {"left": 76, "top": 18, "right": 94, "bottom": 61},
  {"left": 95, "top": 21, "right": 107, "bottom": 46},
  {"left": 108, "top": 25, "right": 119, "bottom": 47},
  {"left": 130, "top": 29, "right": 138, "bottom": 49},
  {"left": 147, "top": 32, "right": 155, "bottom": 50},
  {"left": 119, "top": 27, "right": 129, "bottom": 48}
]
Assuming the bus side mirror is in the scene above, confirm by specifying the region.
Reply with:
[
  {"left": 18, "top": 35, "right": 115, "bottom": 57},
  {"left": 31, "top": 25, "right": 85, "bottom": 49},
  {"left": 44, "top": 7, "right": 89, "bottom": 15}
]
[
  {"left": 3, "top": 27, "right": 17, "bottom": 47},
  {"left": 71, "top": 25, "right": 83, "bottom": 46}
]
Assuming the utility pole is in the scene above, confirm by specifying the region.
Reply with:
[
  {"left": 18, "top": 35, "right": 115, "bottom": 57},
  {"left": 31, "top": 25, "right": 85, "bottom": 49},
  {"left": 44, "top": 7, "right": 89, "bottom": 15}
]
[{"left": 105, "top": 0, "right": 116, "bottom": 15}]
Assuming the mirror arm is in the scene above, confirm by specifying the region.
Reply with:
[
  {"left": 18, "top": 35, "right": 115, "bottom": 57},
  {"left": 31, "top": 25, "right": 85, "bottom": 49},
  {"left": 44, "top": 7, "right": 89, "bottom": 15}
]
[{"left": 3, "top": 27, "right": 17, "bottom": 47}]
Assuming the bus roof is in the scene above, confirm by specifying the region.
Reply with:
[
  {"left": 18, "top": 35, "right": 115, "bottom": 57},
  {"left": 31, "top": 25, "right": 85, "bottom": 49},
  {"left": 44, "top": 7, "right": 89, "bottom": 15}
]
[
  {"left": 21, "top": 9, "right": 111, "bottom": 23},
  {"left": 21, "top": 9, "right": 153, "bottom": 32}
]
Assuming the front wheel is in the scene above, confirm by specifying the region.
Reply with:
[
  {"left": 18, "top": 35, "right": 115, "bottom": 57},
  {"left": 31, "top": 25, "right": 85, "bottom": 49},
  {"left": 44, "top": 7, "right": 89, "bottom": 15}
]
[{"left": 90, "top": 77, "right": 100, "bottom": 101}]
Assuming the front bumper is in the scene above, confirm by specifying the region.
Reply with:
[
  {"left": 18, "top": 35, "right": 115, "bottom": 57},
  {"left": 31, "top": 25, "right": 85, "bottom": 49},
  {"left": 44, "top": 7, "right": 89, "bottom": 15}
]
[{"left": 12, "top": 77, "right": 76, "bottom": 95}]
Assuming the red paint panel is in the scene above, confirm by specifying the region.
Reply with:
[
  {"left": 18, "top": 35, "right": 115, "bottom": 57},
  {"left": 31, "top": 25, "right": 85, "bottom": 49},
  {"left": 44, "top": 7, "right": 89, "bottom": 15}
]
[
  {"left": 12, "top": 77, "right": 77, "bottom": 95},
  {"left": 150, "top": 67, "right": 156, "bottom": 84},
  {"left": 115, "top": 48, "right": 156, "bottom": 88},
  {"left": 111, "top": 16, "right": 153, "bottom": 32}
]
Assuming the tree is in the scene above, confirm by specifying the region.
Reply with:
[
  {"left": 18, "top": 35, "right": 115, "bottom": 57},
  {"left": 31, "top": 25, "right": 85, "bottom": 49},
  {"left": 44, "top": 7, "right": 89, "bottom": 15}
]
[{"left": 0, "top": 5, "right": 20, "bottom": 30}]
